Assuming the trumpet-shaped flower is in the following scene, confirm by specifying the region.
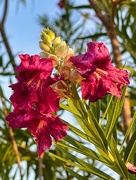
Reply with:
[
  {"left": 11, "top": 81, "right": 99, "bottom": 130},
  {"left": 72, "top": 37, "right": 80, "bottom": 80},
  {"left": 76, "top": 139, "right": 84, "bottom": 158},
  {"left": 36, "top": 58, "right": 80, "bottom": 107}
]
[
  {"left": 69, "top": 42, "right": 129, "bottom": 102},
  {"left": 6, "top": 54, "right": 68, "bottom": 156},
  {"left": 9, "top": 54, "right": 59, "bottom": 114}
]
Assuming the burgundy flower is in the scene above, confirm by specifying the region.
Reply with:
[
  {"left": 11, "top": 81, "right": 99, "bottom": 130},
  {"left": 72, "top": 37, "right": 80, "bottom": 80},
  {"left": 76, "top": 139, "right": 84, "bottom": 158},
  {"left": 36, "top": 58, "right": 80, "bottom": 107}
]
[
  {"left": 6, "top": 54, "right": 68, "bottom": 156},
  {"left": 9, "top": 54, "right": 59, "bottom": 114},
  {"left": 28, "top": 115, "right": 68, "bottom": 157},
  {"left": 126, "top": 162, "right": 136, "bottom": 174},
  {"left": 69, "top": 42, "right": 129, "bottom": 102}
]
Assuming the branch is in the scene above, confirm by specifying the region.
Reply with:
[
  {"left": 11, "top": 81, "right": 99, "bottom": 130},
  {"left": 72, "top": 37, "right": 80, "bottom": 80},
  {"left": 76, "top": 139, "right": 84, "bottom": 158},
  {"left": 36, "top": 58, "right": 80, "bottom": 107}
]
[
  {"left": 88, "top": 0, "right": 110, "bottom": 30},
  {"left": 0, "top": 0, "right": 16, "bottom": 69},
  {"left": 1, "top": 0, "right": 8, "bottom": 25}
]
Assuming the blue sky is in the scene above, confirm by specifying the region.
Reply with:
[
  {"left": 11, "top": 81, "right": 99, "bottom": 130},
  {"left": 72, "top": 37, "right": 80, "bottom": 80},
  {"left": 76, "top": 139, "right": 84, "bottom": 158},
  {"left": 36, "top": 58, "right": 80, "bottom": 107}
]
[
  {"left": 6, "top": 0, "right": 60, "bottom": 55},
  {"left": 5, "top": 0, "right": 88, "bottom": 56}
]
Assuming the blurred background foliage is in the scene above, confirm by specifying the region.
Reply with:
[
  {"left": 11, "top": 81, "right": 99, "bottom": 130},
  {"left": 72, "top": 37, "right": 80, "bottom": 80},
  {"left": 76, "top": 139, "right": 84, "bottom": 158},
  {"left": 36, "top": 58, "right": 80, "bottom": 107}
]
[{"left": 0, "top": 0, "right": 136, "bottom": 179}]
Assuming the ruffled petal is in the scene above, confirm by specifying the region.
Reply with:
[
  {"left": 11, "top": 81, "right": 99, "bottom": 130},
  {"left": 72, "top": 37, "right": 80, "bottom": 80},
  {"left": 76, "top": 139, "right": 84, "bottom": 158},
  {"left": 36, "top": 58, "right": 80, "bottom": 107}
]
[
  {"left": 70, "top": 42, "right": 129, "bottom": 102},
  {"left": 28, "top": 116, "right": 68, "bottom": 157}
]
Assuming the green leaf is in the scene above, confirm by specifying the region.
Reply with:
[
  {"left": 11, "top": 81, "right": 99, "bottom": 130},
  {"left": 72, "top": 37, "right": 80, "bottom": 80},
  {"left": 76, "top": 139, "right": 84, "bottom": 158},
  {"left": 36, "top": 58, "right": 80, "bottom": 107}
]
[
  {"left": 119, "top": 111, "right": 136, "bottom": 153},
  {"left": 105, "top": 87, "right": 126, "bottom": 139},
  {"left": 65, "top": 120, "right": 110, "bottom": 163},
  {"left": 86, "top": 104, "right": 108, "bottom": 152},
  {"left": 65, "top": 167, "right": 87, "bottom": 180},
  {"left": 62, "top": 98, "right": 108, "bottom": 154},
  {"left": 89, "top": 99, "right": 101, "bottom": 121},
  {"left": 109, "top": 136, "right": 129, "bottom": 179},
  {"left": 124, "top": 131, "right": 136, "bottom": 163},
  {"left": 100, "top": 96, "right": 113, "bottom": 126},
  {"left": 61, "top": 99, "right": 104, "bottom": 150},
  {"left": 60, "top": 101, "right": 82, "bottom": 117},
  {"left": 58, "top": 136, "right": 114, "bottom": 171},
  {"left": 64, "top": 135, "right": 100, "bottom": 161},
  {"left": 56, "top": 145, "right": 115, "bottom": 180}
]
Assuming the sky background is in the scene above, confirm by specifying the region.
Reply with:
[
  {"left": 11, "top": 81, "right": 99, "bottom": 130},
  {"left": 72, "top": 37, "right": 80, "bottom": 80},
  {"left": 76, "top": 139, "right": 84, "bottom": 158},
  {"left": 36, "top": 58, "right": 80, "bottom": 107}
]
[
  {"left": 5, "top": 0, "right": 62, "bottom": 55},
  {"left": 4, "top": 0, "right": 88, "bottom": 56}
]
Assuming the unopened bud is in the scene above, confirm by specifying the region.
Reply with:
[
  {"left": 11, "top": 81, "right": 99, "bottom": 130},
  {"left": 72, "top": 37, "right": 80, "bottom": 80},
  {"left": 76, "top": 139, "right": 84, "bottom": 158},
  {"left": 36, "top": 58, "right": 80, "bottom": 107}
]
[
  {"left": 41, "top": 32, "right": 51, "bottom": 46},
  {"left": 54, "top": 37, "right": 61, "bottom": 47},
  {"left": 45, "top": 28, "right": 55, "bottom": 41},
  {"left": 41, "top": 28, "right": 55, "bottom": 44},
  {"left": 39, "top": 41, "right": 50, "bottom": 52}
]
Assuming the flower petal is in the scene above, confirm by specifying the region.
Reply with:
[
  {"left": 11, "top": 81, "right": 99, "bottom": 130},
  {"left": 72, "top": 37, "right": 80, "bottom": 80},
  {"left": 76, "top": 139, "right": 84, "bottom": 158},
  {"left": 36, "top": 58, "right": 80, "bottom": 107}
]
[
  {"left": 28, "top": 116, "right": 68, "bottom": 157},
  {"left": 9, "top": 55, "right": 59, "bottom": 114},
  {"left": 126, "top": 162, "right": 136, "bottom": 174}
]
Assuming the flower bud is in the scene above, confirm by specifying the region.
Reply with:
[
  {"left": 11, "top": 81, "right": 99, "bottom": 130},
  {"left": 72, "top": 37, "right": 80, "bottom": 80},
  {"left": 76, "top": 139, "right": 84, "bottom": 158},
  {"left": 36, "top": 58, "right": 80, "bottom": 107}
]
[
  {"left": 41, "top": 32, "right": 51, "bottom": 46},
  {"left": 40, "top": 28, "right": 55, "bottom": 46},
  {"left": 39, "top": 41, "right": 50, "bottom": 52},
  {"left": 54, "top": 37, "right": 61, "bottom": 47},
  {"left": 45, "top": 28, "right": 55, "bottom": 41}
]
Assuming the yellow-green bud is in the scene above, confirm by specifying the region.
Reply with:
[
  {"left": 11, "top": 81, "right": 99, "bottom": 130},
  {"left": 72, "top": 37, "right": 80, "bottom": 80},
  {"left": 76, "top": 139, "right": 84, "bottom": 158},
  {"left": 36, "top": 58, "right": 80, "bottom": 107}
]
[
  {"left": 41, "top": 28, "right": 55, "bottom": 43},
  {"left": 53, "top": 37, "right": 61, "bottom": 48},
  {"left": 39, "top": 41, "right": 50, "bottom": 52},
  {"left": 41, "top": 31, "right": 51, "bottom": 46},
  {"left": 45, "top": 28, "right": 55, "bottom": 41}
]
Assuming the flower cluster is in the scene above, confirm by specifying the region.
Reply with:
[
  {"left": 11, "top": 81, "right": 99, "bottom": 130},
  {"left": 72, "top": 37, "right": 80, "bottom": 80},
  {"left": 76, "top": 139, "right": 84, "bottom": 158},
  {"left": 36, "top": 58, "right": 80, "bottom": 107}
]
[{"left": 6, "top": 28, "right": 129, "bottom": 157}]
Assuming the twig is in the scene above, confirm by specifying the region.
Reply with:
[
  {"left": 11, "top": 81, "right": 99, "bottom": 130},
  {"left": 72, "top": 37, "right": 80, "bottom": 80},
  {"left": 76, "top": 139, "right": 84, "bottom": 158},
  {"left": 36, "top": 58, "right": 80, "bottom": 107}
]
[
  {"left": 88, "top": 0, "right": 110, "bottom": 30},
  {"left": 0, "top": 0, "right": 16, "bottom": 69},
  {"left": 1, "top": 0, "right": 8, "bottom": 25}
]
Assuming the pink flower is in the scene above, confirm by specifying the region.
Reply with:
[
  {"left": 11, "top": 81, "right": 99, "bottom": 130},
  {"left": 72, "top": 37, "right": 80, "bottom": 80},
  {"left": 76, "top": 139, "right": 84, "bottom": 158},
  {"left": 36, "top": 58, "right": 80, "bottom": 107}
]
[
  {"left": 28, "top": 115, "right": 68, "bottom": 157},
  {"left": 57, "top": 0, "right": 66, "bottom": 8},
  {"left": 69, "top": 42, "right": 129, "bottom": 102},
  {"left": 9, "top": 54, "right": 59, "bottom": 114},
  {"left": 6, "top": 54, "right": 68, "bottom": 156},
  {"left": 126, "top": 162, "right": 136, "bottom": 174}
]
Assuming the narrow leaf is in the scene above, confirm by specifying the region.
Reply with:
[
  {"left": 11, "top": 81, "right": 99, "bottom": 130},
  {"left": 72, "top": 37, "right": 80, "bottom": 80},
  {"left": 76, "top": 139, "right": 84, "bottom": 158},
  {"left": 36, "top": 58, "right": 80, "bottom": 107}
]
[
  {"left": 105, "top": 87, "right": 126, "bottom": 139},
  {"left": 65, "top": 167, "right": 87, "bottom": 180},
  {"left": 109, "top": 136, "right": 129, "bottom": 179},
  {"left": 56, "top": 145, "right": 115, "bottom": 180},
  {"left": 120, "top": 111, "right": 136, "bottom": 153},
  {"left": 124, "top": 131, "right": 136, "bottom": 163}
]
